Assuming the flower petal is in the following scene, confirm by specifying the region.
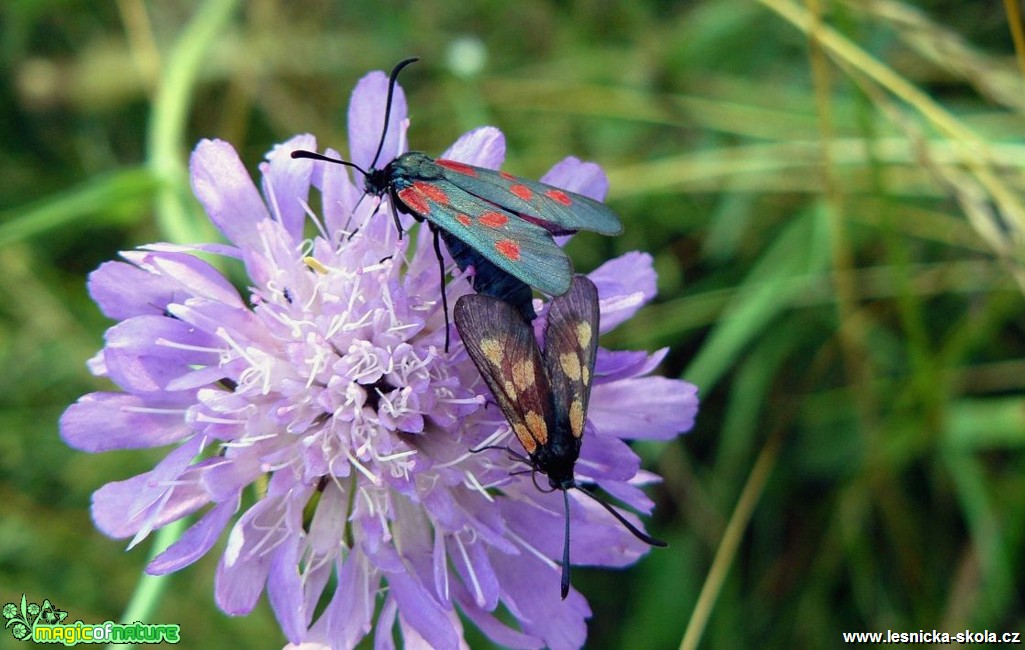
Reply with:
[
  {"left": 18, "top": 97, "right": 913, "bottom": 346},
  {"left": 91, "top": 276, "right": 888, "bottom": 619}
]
[
  {"left": 540, "top": 157, "right": 609, "bottom": 201},
  {"left": 488, "top": 540, "right": 590, "bottom": 650},
  {"left": 595, "top": 348, "right": 667, "bottom": 383},
  {"left": 315, "top": 147, "right": 362, "bottom": 242},
  {"left": 91, "top": 437, "right": 209, "bottom": 539},
  {"left": 101, "top": 315, "right": 224, "bottom": 394},
  {"left": 440, "top": 127, "right": 506, "bottom": 169},
  {"left": 88, "top": 261, "right": 179, "bottom": 321},
  {"left": 385, "top": 570, "right": 459, "bottom": 650},
  {"left": 590, "top": 252, "right": 657, "bottom": 331},
  {"left": 268, "top": 526, "right": 307, "bottom": 643},
  {"left": 590, "top": 376, "right": 699, "bottom": 439},
  {"left": 190, "top": 139, "right": 271, "bottom": 249},
  {"left": 325, "top": 549, "right": 377, "bottom": 649},
  {"left": 348, "top": 70, "right": 407, "bottom": 171},
  {"left": 260, "top": 134, "right": 316, "bottom": 244},
  {"left": 215, "top": 495, "right": 285, "bottom": 615},
  {"left": 60, "top": 392, "right": 191, "bottom": 452},
  {"left": 452, "top": 579, "right": 543, "bottom": 649},
  {"left": 147, "top": 494, "right": 241, "bottom": 574}
]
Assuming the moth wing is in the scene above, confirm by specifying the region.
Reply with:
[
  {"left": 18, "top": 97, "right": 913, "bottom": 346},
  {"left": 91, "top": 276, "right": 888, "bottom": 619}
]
[
  {"left": 397, "top": 177, "right": 572, "bottom": 296},
  {"left": 541, "top": 275, "right": 601, "bottom": 440},
  {"left": 437, "top": 159, "right": 622, "bottom": 236},
  {"left": 454, "top": 293, "right": 556, "bottom": 456}
]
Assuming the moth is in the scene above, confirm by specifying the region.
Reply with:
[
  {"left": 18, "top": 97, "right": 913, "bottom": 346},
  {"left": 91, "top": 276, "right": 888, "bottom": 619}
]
[
  {"left": 292, "top": 58, "right": 622, "bottom": 345},
  {"left": 454, "top": 275, "right": 665, "bottom": 598}
]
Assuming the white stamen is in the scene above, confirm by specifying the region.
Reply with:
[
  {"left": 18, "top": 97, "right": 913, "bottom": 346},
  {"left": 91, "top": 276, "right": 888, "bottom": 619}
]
[
  {"left": 463, "top": 470, "right": 494, "bottom": 503},
  {"left": 121, "top": 405, "right": 188, "bottom": 416},
  {"left": 506, "top": 528, "right": 560, "bottom": 571},
  {"left": 454, "top": 533, "right": 485, "bottom": 607},
  {"left": 154, "top": 338, "right": 223, "bottom": 354}
]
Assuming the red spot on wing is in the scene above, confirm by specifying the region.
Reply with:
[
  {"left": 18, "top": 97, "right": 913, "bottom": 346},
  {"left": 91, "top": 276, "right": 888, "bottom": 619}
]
[
  {"left": 437, "top": 159, "right": 478, "bottom": 177},
  {"left": 457, "top": 213, "right": 472, "bottom": 226},
  {"left": 545, "top": 189, "right": 573, "bottom": 206},
  {"left": 495, "top": 239, "right": 521, "bottom": 261},
  {"left": 509, "top": 184, "right": 534, "bottom": 200},
  {"left": 397, "top": 187, "right": 429, "bottom": 214},
  {"left": 413, "top": 181, "right": 449, "bottom": 205},
  {"left": 499, "top": 171, "right": 515, "bottom": 181},
  {"left": 479, "top": 211, "right": 509, "bottom": 228}
]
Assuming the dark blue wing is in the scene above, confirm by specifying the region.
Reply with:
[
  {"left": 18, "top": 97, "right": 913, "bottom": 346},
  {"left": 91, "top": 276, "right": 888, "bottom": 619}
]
[{"left": 436, "top": 159, "right": 622, "bottom": 236}]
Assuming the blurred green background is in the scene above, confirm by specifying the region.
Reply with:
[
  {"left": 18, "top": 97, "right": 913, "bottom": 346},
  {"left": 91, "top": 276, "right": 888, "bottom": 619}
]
[{"left": 3, "top": 0, "right": 1025, "bottom": 648}]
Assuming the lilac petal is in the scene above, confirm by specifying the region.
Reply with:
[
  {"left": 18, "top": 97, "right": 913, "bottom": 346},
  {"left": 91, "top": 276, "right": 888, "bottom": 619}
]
[
  {"left": 448, "top": 534, "right": 500, "bottom": 610},
  {"left": 215, "top": 496, "right": 285, "bottom": 615},
  {"left": 452, "top": 580, "right": 543, "bottom": 649},
  {"left": 386, "top": 570, "right": 459, "bottom": 650},
  {"left": 589, "top": 252, "right": 657, "bottom": 331},
  {"left": 140, "top": 241, "right": 241, "bottom": 259},
  {"left": 594, "top": 348, "right": 667, "bottom": 383},
  {"left": 374, "top": 597, "right": 399, "bottom": 650},
  {"left": 91, "top": 436, "right": 209, "bottom": 539},
  {"left": 540, "top": 157, "right": 609, "bottom": 201},
  {"left": 169, "top": 299, "right": 264, "bottom": 349},
  {"left": 121, "top": 250, "right": 246, "bottom": 308},
  {"left": 147, "top": 494, "right": 241, "bottom": 574},
  {"left": 101, "top": 315, "right": 223, "bottom": 393},
  {"left": 60, "top": 392, "right": 191, "bottom": 452},
  {"left": 564, "top": 494, "right": 651, "bottom": 567},
  {"left": 488, "top": 542, "right": 590, "bottom": 650},
  {"left": 348, "top": 70, "right": 407, "bottom": 171},
  {"left": 91, "top": 472, "right": 206, "bottom": 539},
  {"left": 260, "top": 134, "right": 316, "bottom": 243},
  {"left": 325, "top": 549, "right": 377, "bottom": 649},
  {"left": 190, "top": 139, "right": 271, "bottom": 250},
  {"left": 306, "top": 483, "right": 348, "bottom": 556},
  {"left": 316, "top": 147, "right": 362, "bottom": 241},
  {"left": 88, "top": 261, "right": 180, "bottom": 321},
  {"left": 597, "top": 479, "right": 655, "bottom": 514},
  {"left": 440, "top": 127, "right": 506, "bottom": 169},
  {"left": 199, "top": 453, "right": 266, "bottom": 509},
  {"left": 576, "top": 432, "right": 641, "bottom": 482},
  {"left": 590, "top": 376, "right": 699, "bottom": 440},
  {"left": 400, "top": 610, "right": 469, "bottom": 650},
  {"left": 268, "top": 528, "right": 306, "bottom": 643}
]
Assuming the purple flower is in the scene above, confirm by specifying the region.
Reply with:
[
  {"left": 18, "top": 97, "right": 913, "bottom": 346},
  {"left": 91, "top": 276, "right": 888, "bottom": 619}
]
[{"left": 60, "top": 67, "right": 699, "bottom": 650}]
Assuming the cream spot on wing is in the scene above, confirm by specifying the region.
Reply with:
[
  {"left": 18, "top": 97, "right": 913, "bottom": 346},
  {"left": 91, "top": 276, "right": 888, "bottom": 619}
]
[
  {"left": 569, "top": 399, "right": 585, "bottom": 437},
  {"left": 576, "top": 321, "right": 592, "bottom": 348},
  {"left": 512, "top": 359, "right": 535, "bottom": 390},
  {"left": 559, "top": 352, "right": 582, "bottom": 381},
  {"left": 480, "top": 339, "right": 504, "bottom": 366},
  {"left": 503, "top": 380, "right": 517, "bottom": 398},
  {"left": 582, "top": 366, "right": 590, "bottom": 385},
  {"left": 513, "top": 423, "right": 537, "bottom": 453},
  {"left": 525, "top": 410, "right": 549, "bottom": 444}
]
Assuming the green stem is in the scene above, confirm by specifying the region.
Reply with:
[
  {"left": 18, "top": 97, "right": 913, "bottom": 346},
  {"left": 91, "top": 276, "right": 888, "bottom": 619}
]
[
  {"left": 679, "top": 429, "right": 782, "bottom": 650},
  {"left": 146, "top": 0, "right": 240, "bottom": 244},
  {"left": 106, "top": 519, "right": 188, "bottom": 650}
]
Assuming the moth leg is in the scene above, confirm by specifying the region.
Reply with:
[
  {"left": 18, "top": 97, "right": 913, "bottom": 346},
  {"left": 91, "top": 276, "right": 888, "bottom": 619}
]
[{"left": 432, "top": 226, "right": 451, "bottom": 352}]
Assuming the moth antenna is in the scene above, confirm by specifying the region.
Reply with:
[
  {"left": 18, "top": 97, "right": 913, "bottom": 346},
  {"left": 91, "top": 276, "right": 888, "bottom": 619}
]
[
  {"left": 289, "top": 150, "right": 369, "bottom": 177},
  {"left": 560, "top": 488, "right": 572, "bottom": 599},
  {"left": 574, "top": 484, "right": 667, "bottom": 547},
  {"left": 369, "top": 57, "right": 420, "bottom": 171}
]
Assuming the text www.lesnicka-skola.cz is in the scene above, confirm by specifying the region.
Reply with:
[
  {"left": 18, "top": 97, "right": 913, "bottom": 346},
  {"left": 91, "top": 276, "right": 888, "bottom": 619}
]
[{"left": 842, "top": 630, "right": 1021, "bottom": 644}]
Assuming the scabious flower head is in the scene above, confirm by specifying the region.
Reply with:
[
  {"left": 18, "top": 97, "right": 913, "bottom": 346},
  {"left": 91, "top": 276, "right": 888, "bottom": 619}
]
[{"left": 60, "top": 67, "right": 699, "bottom": 650}]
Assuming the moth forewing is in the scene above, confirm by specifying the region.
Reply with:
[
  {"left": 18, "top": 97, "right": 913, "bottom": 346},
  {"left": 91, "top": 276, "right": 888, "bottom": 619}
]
[
  {"left": 541, "top": 276, "right": 600, "bottom": 440},
  {"left": 453, "top": 294, "right": 555, "bottom": 454}
]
